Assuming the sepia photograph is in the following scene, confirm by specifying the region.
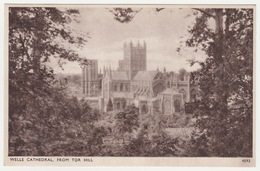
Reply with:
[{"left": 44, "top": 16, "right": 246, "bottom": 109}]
[{"left": 4, "top": 3, "right": 255, "bottom": 167}]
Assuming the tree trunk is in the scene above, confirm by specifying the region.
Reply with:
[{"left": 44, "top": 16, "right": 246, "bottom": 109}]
[
  {"left": 215, "top": 9, "right": 223, "bottom": 34},
  {"left": 214, "top": 9, "right": 224, "bottom": 64}
]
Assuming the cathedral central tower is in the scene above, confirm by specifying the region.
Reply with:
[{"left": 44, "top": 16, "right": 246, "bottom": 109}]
[{"left": 118, "top": 40, "right": 147, "bottom": 80}]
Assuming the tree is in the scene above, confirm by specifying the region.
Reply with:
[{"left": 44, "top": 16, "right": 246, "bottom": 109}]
[
  {"left": 113, "top": 105, "right": 140, "bottom": 143},
  {"left": 121, "top": 130, "right": 180, "bottom": 157},
  {"left": 185, "top": 8, "right": 253, "bottom": 157},
  {"left": 141, "top": 103, "right": 164, "bottom": 135},
  {"left": 9, "top": 86, "right": 104, "bottom": 156},
  {"left": 108, "top": 8, "right": 142, "bottom": 23},
  {"left": 8, "top": 7, "right": 93, "bottom": 156},
  {"left": 109, "top": 7, "right": 253, "bottom": 157},
  {"left": 9, "top": 7, "right": 88, "bottom": 121}
]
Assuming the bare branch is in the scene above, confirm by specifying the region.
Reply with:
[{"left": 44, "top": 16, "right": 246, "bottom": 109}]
[
  {"left": 192, "top": 8, "right": 215, "bottom": 18},
  {"left": 155, "top": 8, "right": 165, "bottom": 12}
]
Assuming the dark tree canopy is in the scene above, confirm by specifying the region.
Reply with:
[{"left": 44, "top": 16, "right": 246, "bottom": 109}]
[
  {"left": 108, "top": 8, "right": 142, "bottom": 23},
  {"left": 9, "top": 7, "right": 88, "bottom": 118},
  {"left": 113, "top": 105, "right": 140, "bottom": 139},
  {"left": 186, "top": 8, "right": 253, "bottom": 157},
  {"left": 10, "top": 8, "right": 86, "bottom": 78},
  {"left": 8, "top": 7, "right": 94, "bottom": 156}
]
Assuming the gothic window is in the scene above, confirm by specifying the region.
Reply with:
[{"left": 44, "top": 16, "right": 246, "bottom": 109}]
[
  {"left": 142, "top": 104, "right": 147, "bottom": 114},
  {"left": 123, "top": 100, "right": 126, "bottom": 109},
  {"left": 114, "top": 84, "right": 117, "bottom": 92},
  {"left": 179, "top": 89, "right": 187, "bottom": 101},
  {"left": 167, "top": 81, "right": 171, "bottom": 88},
  {"left": 117, "top": 102, "right": 121, "bottom": 109},
  {"left": 163, "top": 99, "right": 171, "bottom": 115},
  {"left": 125, "top": 84, "right": 129, "bottom": 92},
  {"left": 120, "top": 83, "right": 124, "bottom": 92},
  {"left": 174, "top": 100, "right": 181, "bottom": 112}
]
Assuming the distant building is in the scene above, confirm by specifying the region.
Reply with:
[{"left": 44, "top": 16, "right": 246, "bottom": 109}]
[
  {"left": 81, "top": 41, "right": 198, "bottom": 115},
  {"left": 102, "top": 66, "right": 132, "bottom": 111},
  {"left": 159, "top": 89, "right": 183, "bottom": 115},
  {"left": 81, "top": 59, "right": 100, "bottom": 97}
]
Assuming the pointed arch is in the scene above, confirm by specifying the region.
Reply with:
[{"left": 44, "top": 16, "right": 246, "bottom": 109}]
[
  {"left": 141, "top": 104, "right": 147, "bottom": 114},
  {"left": 123, "top": 100, "right": 126, "bottom": 109},
  {"left": 120, "top": 83, "right": 123, "bottom": 91},
  {"left": 116, "top": 101, "right": 121, "bottom": 109},
  {"left": 179, "top": 89, "right": 187, "bottom": 101},
  {"left": 163, "top": 99, "right": 171, "bottom": 115}
]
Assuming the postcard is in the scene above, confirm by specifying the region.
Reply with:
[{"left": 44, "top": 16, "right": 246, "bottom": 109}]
[{"left": 4, "top": 4, "right": 255, "bottom": 167}]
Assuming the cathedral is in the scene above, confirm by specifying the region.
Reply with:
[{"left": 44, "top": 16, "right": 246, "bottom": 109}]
[{"left": 81, "top": 41, "right": 198, "bottom": 115}]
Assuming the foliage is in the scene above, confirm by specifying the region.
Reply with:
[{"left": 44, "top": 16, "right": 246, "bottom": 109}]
[
  {"left": 186, "top": 8, "right": 253, "bottom": 157},
  {"left": 141, "top": 104, "right": 164, "bottom": 134},
  {"left": 9, "top": 89, "right": 105, "bottom": 156},
  {"left": 9, "top": 7, "right": 88, "bottom": 122},
  {"left": 8, "top": 7, "right": 102, "bottom": 156},
  {"left": 110, "top": 104, "right": 181, "bottom": 157},
  {"left": 120, "top": 130, "right": 180, "bottom": 156},
  {"left": 108, "top": 8, "right": 142, "bottom": 23},
  {"left": 113, "top": 105, "right": 140, "bottom": 142}
]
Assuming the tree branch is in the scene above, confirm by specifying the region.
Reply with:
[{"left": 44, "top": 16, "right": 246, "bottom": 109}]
[
  {"left": 192, "top": 8, "right": 215, "bottom": 18},
  {"left": 156, "top": 8, "right": 165, "bottom": 12},
  {"left": 106, "top": 8, "right": 142, "bottom": 23}
]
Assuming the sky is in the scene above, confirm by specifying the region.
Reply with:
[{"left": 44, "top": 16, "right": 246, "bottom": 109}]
[{"left": 53, "top": 7, "right": 208, "bottom": 74}]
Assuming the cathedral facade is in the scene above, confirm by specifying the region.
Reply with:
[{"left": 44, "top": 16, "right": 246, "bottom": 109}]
[{"left": 81, "top": 41, "right": 197, "bottom": 115}]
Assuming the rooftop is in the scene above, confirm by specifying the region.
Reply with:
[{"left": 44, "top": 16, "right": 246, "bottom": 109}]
[
  {"left": 110, "top": 71, "right": 129, "bottom": 80},
  {"left": 133, "top": 71, "right": 159, "bottom": 81}
]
